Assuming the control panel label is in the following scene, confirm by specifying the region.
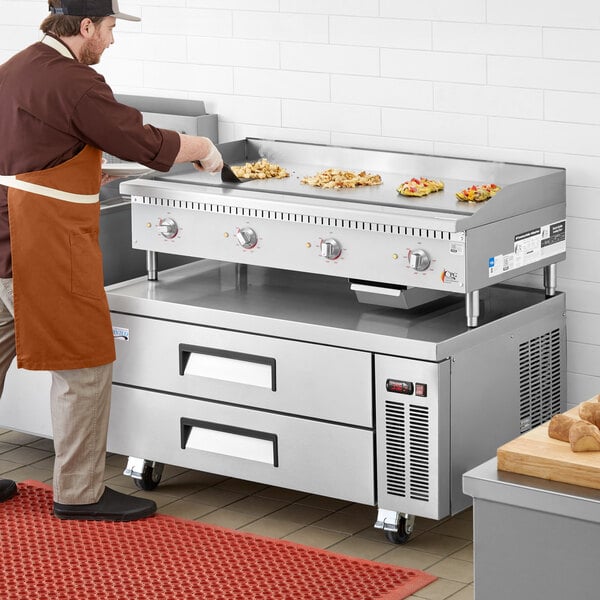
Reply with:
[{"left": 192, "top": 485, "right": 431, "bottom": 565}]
[{"left": 488, "top": 220, "right": 566, "bottom": 278}]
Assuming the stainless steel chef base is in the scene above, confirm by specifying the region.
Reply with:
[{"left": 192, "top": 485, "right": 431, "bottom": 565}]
[{"left": 106, "top": 260, "right": 566, "bottom": 526}]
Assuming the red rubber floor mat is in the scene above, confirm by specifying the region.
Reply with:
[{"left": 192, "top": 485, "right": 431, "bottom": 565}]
[{"left": 0, "top": 481, "right": 436, "bottom": 600}]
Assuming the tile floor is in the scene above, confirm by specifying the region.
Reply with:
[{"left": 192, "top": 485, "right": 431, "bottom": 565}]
[{"left": 0, "top": 427, "right": 474, "bottom": 600}]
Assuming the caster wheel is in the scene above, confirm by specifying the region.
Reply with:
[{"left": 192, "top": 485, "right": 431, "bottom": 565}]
[
  {"left": 384, "top": 516, "right": 414, "bottom": 544},
  {"left": 133, "top": 461, "right": 164, "bottom": 491}
]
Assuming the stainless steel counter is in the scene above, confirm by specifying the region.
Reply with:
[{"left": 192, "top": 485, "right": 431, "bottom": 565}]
[
  {"left": 106, "top": 260, "right": 563, "bottom": 361},
  {"left": 464, "top": 458, "right": 600, "bottom": 599}
]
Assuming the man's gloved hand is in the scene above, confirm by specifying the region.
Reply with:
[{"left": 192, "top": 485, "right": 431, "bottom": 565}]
[{"left": 194, "top": 140, "right": 223, "bottom": 173}]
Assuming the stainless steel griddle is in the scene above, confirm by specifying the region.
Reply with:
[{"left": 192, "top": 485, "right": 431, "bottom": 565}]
[
  {"left": 106, "top": 140, "right": 567, "bottom": 542},
  {"left": 123, "top": 139, "right": 566, "bottom": 326}
]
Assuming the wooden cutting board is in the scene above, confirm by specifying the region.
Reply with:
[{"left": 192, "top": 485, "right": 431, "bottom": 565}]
[{"left": 497, "top": 399, "right": 600, "bottom": 490}]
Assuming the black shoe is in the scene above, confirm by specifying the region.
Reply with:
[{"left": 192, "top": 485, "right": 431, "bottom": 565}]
[
  {"left": 53, "top": 487, "right": 157, "bottom": 522},
  {"left": 0, "top": 479, "right": 17, "bottom": 502}
]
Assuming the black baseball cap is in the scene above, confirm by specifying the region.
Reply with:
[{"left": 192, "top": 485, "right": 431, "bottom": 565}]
[{"left": 50, "top": 0, "right": 141, "bottom": 22}]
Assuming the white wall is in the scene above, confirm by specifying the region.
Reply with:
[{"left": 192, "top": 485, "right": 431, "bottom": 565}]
[{"left": 2, "top": 1, "right": 600, "bottom": 407}]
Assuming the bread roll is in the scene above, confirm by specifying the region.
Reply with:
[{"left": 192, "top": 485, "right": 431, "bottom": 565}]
[
  {"left": 548, "top": 414, "right": 578, "bottom": 442},
  {"left": 569, "top": 420, "right": 600, "bottom": 452},
  {"left": 579, "top": 401, "right": 600, "bottom": 428}
]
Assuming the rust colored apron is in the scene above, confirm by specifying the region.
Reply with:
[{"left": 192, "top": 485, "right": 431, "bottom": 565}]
[{"left": 0, "top": 145, "right": 116, "bottom": 370}]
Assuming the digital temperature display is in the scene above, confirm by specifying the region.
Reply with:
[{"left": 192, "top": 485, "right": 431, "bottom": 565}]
[
  {"left": 386, "top": 379, "right": 414, "bottom": 395},
  {"left": 386, "top": 379, "right": 428, "bottom": 397}
]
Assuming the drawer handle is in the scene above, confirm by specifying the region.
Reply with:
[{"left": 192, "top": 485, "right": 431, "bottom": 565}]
[
  {"left": 181, "top": 418, "right": 279, "bottom": 467},
  {"left": 179, "top": 344, "right": 276, "bottom": 391}
]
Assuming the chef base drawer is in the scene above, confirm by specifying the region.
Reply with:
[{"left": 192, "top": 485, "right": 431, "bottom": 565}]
[
  {"left": 107, "top": 385, "right": 375, "bottom": 505},
  {"left": 111, "top": 313, "right": 372, "bottom": 427}
]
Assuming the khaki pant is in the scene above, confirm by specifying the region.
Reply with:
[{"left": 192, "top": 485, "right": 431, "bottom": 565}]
[{"left": 0, "top": 278, "right": 112, "bottom": 504}]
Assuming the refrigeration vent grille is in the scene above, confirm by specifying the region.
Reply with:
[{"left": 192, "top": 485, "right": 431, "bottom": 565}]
[
  {"left": 133, "top": 195, "right": 453, "bottom": 240},
  {"left": 384, "top": 401, "right": 430, "bottom": 502},
  {"left": 519, "top": 328, "right": 562, "bottom": 432},
  {"left": 408, "top": 405, "right": 430, "bottom": 502},
  {"left": 384, "top": 401, "right": 406, "bottom": 497}
]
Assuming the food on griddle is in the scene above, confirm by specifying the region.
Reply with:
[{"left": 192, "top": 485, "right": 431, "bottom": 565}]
[
  {"left": 456, "top": 183, "right": 501, "bottom": 203},
  {"left": 397, "top": 177, "right": 444, "bottom": 197},
  {"left": 548, "top": 414, "right": 578, "bottom": 442},
  {"left": 231, "top": 158, "right": 289, "bottom": 179},
  {"left": 301, "top": 168, "right": 382, "bottom": 189}
]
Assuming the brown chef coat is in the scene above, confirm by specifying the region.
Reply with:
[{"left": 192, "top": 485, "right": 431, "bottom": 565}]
[
  {"left": 0, "top": 34, "right": 181, "bottom": 279},
  {"left": 0, "top": 34, "right": 180, "bottom": 369}
]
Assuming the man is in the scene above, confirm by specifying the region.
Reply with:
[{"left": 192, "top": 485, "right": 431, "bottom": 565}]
[{"left": 0, "top": 0, "right": 223, "bottom": 520}]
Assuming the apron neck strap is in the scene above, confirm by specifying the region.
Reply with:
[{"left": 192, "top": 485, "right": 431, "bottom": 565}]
[{"left": 41, "top": 35, "right": 76, "bottom": 61}]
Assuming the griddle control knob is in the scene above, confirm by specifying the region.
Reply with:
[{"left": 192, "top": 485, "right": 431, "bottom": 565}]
[
  {"left": 408, "top": 248, "right": 431, "bottom": 271},
  {"left": 157, "top": 217, "right": 178, "bottom": 239},
  {"left": 236, "top": 227, "right": 258, "bottom": 249},
  {"left": 320, "top": 238, "right": 342, "bottom": 260}
]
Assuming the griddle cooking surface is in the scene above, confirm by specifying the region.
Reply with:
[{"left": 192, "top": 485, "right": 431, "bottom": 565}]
[
  {"left": 154, "top": 161, "right": 482, "bottom": 216},
  {"left": 125, "top": 139, "right": 564, "bottom": 230}
]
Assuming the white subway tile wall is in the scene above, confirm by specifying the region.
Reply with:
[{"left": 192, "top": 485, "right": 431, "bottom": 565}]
[{"left": 2, "top": 0, "right": 600, "bottom": 406}]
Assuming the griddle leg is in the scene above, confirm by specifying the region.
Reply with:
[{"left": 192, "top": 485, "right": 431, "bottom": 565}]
[
  {"left": 544, "top": 264, "right": 557, "bottom": 297},
  {"left": 466, "top": 290, "right": 480, "bottom": 328},
  {"left": 147, "top": 250, "right": 158, "bottom": 281}
]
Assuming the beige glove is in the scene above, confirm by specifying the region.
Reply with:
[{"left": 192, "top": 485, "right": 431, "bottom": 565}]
[{"left": 196, "top": 141, "right": 223, "bottom": 173}]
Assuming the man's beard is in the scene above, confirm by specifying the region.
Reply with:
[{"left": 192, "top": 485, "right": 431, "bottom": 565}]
[{"left": 79, "top": 37, "right": 103, "bottom": 65}]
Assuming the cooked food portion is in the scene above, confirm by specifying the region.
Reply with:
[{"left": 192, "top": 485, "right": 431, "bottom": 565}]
[
  {"left": 397, "top": 177, "right": 444, "bottom": 197},
  {"left": 231, "top": 158, "right": 289, "bottom": 179},
  {"left": 456, "top": 183, "right": 501, "bottom": 203},
  {"left": 301, "top": 168, "right": 382, "bottom": 189}
]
